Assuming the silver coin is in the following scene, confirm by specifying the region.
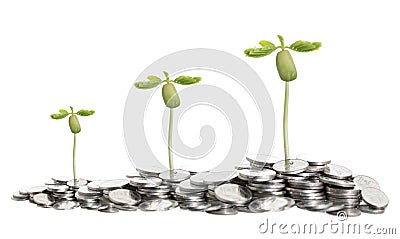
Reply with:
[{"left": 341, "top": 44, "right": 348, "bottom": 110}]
[
  {"left": 358, "top": 205, "right": 385, "bottom": 214},
  {"left": 138, "top": 187, "right": 171, "bottom": 194},
  {"left": 319, "top": 175, "right": 355, "bottom": 188},
  {"left": 20, "top": 186, "right": 47, "bottom": 195},
  {"left": 12, "top": 191, "right": 29, "bottom": 200},
  {"left": 286, "top": 187, "right": 322, "bottom": 194},
  {"left": 327, "top": 208, "right": 361, "bottom": 217},
  {"left": 325, "top": 186, "right": 361, "bottom": 196},
  {"left": 305, "top": 165, "right": 327, "bottom": 172},
  {"left": 236, "top": 206, "right": 255, "bottom": 213},
  {"left": 129, "top": 176, "right": 162, "bottom": 188},
  {"left": 113, "top": 204, "right": 138, "bottom": 211},
  {"left": 204, "top": 203, "right": 223, "bottom": 212},
  {"left": 51, "top": 176, "right": 70, "bottom": 184},
  {"left": 238, "top": 169, "right": 276, "bottom": 181},
  {"left": 323, "top": 164, "right": 352, "bottom": 179},
  {"left": 138, "top": 199, "right": 178, "bottom": 211},
  {"left": 246, "top": 154, "right": 281, "bottom": 167},
  {"left": 235, "top": 162, "right": 253, "bottom": 170},
  {"left": 77, "top": 186, "right": 102, "bottom": 196},
  {"left": 206, "top": 207, "right": 238, "bottom": 215},
  {"left": 178, "top": 180, "right": 208, "bottom": 193},
  {"left": 180, "top": 201, "right": 211, "bottom": 211},
  {"left": 87, "top": 180, "right": 106, "bottom": 191},
  {"left": 287, "top": 179, "right": 324, "bottom": 188},
  {"left": 296, "top": 171, "right": 319, "bottom": 177},
  {"left": 109, "top": 189, "right": 141, "bottom": 206},
  {"left": 325, "top": 203, "right": 346, "bottom": 212},
  {"left": 175, "top": 187, "right": 204, "bottom": 197},
  {"left": 361, "top": 187, "right": 389, "bottom": 209},
  {"left": 272, "top": 159, "right": 309, "bottom": 174},
  {"left": 159, "top": 170, "right": 191, "bottom": 183},
  {"left": 353, "top": 175, "right": 380, "bottom": 189},
  {"left": 53, "top": 200, "right": 80, "bottom": 210},
  {"left": 249, "top": 197, "right": 295, "bottom": 212},
  {"left": 305, "top": 201, "right": 334, "bottom": 211},
  {"left": 81, "top": 202, "right": 102, "bottom": 210},
  {"left": 47, "top": 184, "right": 69, "bottom": 193},
  {"left": 248, "top": 182, "right": 286, "bottom": 189},
  {"left": 98, "top": 205, "right": 119, "bottom": 213},
  {"left": 136, "top": 165, "right": 166, "bottom": 176},
  {"left": 33, "top": 193, "right": 55, "bottom": 206},
  {"left": 67, "top": 179, "right": 88, "bottom": 188},
  {"left": 296, "top": 154, "right": 331, "bottom": 166},
  {"left": 276, "top": 173, "right": 307, "bottom": 181},
  {"left": 99, "top": 179, "right": 129, "bottom": 190},
  {"left": 203, "top": 171, "right": 238, "bottom": 185},
  {"left": 214, "top": 184, "right": 252, "bottom": 205}
]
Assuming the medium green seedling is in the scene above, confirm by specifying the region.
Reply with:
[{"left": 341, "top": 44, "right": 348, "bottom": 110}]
[
  {"left": 134, "top": 71, "right": 201, "bottom": 170},
  {"left": 244, "top": 35, "right": 321, "bottom": 167},
  {"left": 50, "top": 106, "right": 95, "bottom": 184}
]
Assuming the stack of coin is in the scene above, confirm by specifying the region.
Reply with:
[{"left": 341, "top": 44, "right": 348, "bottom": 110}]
[
  {"left": 246, "top": 178, "right": 286, "bottom": 198},
  {"left": 76, "top": 185, "right": 103, "bottom": 209},
  {"left": 287, "top": 179, "right": 326, "bottom": 203},
  {"left": 11, "top": 161, "right": 390, "bottom": 216},
  {"left": 48, "top": 184, "right": 75, "bottom": 201},
  {"left": 318, "top": 164, "right": 360, "bottom": 210},
  {"left": 107, "top": 188, "right": 141, "bottom": 211},
  {"left": 296, "top": 154, "right": 331, "bottom": 173},
  {"left": 174, "top": 179, "right": 209, "bottom": 210},
  {"left": 353, "top": 175, "right": 388, "bottom": 214}
]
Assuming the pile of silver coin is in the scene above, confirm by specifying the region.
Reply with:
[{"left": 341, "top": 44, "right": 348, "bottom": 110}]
[{"left": 12, "top": 155, "right": 389, "bottom": 216}]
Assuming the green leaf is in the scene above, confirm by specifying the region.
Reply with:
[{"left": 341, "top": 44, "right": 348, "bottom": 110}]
[
  {"left": 50, "top": 113, "right": 68, "bottom": 119},
  {"left": 134, "top": 80, "right": 162, "bottom": 89},
  {"left": 51, "top": 109, "right": 69, "bottom": 119},
  {"left": 244, "top": 44, "right": 277, "bottom": 58},
  {"left": 289, "top": 40, "right": 321, "bottom": 52},
  {"left": 163, "top": 71, "right": 169, "bottom": 79},
  {"left": 147, "top": 75, "right": 162, "bottom": 82},
  {"left": 277, "top": 35, "right": 285, "bottom": 47},
  {"left": 173, "top": 76, "right": 201, "bottom": 85},
  {"left": 259, "top": 40, "right": 275, "bottom": 47},
  {"left": 77, "top": 109, "right": 95, "bottom": 116}
]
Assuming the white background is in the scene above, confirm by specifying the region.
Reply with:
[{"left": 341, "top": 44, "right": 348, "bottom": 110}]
[{"left": 1, "top": 0, "right": 399, "bottom": 238}]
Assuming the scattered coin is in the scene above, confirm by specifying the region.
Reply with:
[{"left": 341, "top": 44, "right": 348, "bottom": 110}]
[
  {"left": 354, "top": 175, "right": 380, "bottom": 189},
  {"left": 206, "top": 207, "right": 238, "bottom": 215},
  {"left": 33, "top": 193, "right": 55, "bottom": 207},
  {"left": 138, "top": 199, "right": 178, "bottom": 211},
  {"left": 249, "top": 197, "right": 295, "bottom": 213},
  {"left": 361, "top": 187, "right": 389, "bottom": 209},
  {"left": 53, "top": 200, "right": 80, "bottom": 210},
  {"left": 109, "top": 189, "right": 141, "bottom": 206},
  {"left": 327, "top": 208, "right": 361, "bottom": 217},
  {"left": 323, "top": 164, "right": 352, "bottom": 179},
  {"left": 296, "top": 154, "right": 331, "bottom": 166},
  {"left": 203, "top": 171, "right": 238, "bottom": 185},
  {"left": 214, "top": 184, "right": 252, "bottom": 205},
  {"left": 358, "top": 205, "right": 385, "bottom": 214}
]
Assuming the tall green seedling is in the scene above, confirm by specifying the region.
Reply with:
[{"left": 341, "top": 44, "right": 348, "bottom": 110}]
[
  {"left": 50, "top": 106, "right": 95, "bottom": 184},
  {"left": 134, "top": 72, "right": 201, "bottom": 170},
  {"left": 245, "top": 35, "right": 321, "bottom": 167}
]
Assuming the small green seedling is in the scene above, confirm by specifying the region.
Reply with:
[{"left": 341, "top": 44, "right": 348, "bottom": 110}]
[
  {"left": 244, "top": 35, "right": 321, "bottom": 167},
  {"left": 134, "top": 71, "right": 201, "bottom": 170},
  {"left": 50, "top": 106, "right": 95, "bottom": 184}
]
